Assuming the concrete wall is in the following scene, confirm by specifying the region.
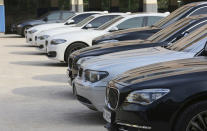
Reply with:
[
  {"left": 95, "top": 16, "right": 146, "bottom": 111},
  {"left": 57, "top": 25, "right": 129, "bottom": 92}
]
[
  {"left": 71, "top": 0, "right": 83, "bottom": 12},
  {"left": 0, "top": 0, "right": 5, "bottom": 33},
  {"left": 143, "top": 0, "right": 158, "bottom": 12},
  {"left": 0, "top": 0, "right": 3, "bottom": 5}
]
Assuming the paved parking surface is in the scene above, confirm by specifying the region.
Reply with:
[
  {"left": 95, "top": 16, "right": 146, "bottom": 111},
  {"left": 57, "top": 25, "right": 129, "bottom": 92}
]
[{"left": 0, "top": 35, "right": 105, "bottom": 131}]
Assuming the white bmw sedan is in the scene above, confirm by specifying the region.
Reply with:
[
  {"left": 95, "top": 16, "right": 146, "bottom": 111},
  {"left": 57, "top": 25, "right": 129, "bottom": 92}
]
[
  {"left": 73, "top": 24, "right": 207, "bottom": 112},
  {"left": 46, "top": 13, "right": 167, "bottom": 62},
  {"left": 35, "top": 13, "right": 124, "bottom": 52},
  {"left": 25, "top": 11, "right": 106, "bottom": 45}
]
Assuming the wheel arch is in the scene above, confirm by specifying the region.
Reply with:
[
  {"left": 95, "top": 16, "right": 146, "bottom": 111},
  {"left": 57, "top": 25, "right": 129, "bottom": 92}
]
[
  {"left": 170, "top": 93, "right": 207, "bottom": 131},
  {"left": 64, "top": 41, "right": 89, "bottom": 62}
]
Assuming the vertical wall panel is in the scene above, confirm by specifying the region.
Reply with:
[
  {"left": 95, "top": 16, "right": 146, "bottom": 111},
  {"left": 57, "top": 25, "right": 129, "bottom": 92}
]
[{"left": 0, "top": 4, "right": 5, "bottom": 33}]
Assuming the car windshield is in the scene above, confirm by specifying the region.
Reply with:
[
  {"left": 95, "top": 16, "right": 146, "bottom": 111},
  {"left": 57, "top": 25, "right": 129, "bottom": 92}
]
[
  {"left": 147, "top": 17, "right": 196, "bottom": 43},
  {"left": 153, "top": 5, "right": 192, "bottom": 28},
  {"left": 74, "top": 16, "right": 95, "bottom": 27},
  {"left": 166, "top": 25, "right": 207, "bottom": 53},
  {"left": 96, "top": 16, "right": 124, "bottom": 30}
]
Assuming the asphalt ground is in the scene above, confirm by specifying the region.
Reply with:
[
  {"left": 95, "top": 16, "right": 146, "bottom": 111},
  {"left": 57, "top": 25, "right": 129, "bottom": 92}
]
[{"left": 0, "top": 34, "right": 105, "bottom": 131}]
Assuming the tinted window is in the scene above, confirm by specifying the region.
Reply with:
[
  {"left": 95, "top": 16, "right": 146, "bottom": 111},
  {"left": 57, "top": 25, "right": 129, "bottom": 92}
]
[
  {"left": 153, "top": 5, "right": 191, "bottom": 28},
  {"left": 62, "top": 12, "right": 74, "bottom": 20},
  {"left": 148, "top": 17, "right": 194, "bottom": 43},
  {"left": 147, "top": 16, "right": 163, "bottom": 26},
  {"left": 97, "top": 17, "right": 124, "bottom": 30},
  {"left": 72, "top": 13, "right": 97, "bottom": 24},
  {"left": 75, "top": 16, "right": 95, "bottom": 27},
  {"left": 189, "top": 7, "right": 207, "bottom": 16},
  {"left": 86, "top": 15, "right": 119, "bottom": 28},
  {"left": 167, "top": 25, "right": 207, "bottom": 53},
  {"left": 117, "top": 17, "right": 144, "bottom": 30},
  {"left": 47, "top": 12, "right": 61, "bottom": 20}
]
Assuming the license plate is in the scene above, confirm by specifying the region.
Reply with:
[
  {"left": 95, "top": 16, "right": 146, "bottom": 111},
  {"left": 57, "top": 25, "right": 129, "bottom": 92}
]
[{"left": 103, "top": 108, "right": 111, "bottom": 123}]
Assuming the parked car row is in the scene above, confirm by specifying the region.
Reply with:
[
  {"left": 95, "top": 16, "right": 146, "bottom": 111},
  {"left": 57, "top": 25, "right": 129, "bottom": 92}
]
[{"left": 23, "top": 1, "right": 207, "bottom": 131}]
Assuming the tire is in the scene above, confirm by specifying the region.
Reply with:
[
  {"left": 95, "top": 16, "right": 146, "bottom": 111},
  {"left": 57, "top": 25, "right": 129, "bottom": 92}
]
[
  {"left": 174, "top": 101, "right": 207, "bottom": 131},
  {"left": 22, "top": 25, "right": 32, "bottom": 37},
  {"left": 64, "top": 42, "right": 88, "bottom": 62}
]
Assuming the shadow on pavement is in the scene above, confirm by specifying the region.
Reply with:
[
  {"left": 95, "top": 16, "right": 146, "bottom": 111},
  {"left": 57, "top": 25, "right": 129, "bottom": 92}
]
[
  {"left": 12, "top": 85, "right": 75, "bottom": 100},
  {"left": 0, "top": 35, "right": 22, "bottom": 38},
  {"left": 10, "top": 51, "right": 46, "bottom": 55},
  {"left": 33, "top": 74, "right": 68, "bottom": 84},
  {"left": 62, "top": 111, "right": 105, "bottom": 126},
  {"left": 10, "top": 61, "right": 67, "bottom": 67},
  {"left": 5, "top": 45, "right": 37, "bottom": 48}
]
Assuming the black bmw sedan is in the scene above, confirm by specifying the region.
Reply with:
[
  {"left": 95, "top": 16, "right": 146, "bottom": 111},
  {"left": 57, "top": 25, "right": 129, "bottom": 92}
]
[
  {"left": 104, "top": 57, "right": 207, "bottom": 131},
  {"left": 67, "top": 14, "right": 207, "bottom": 86},
  {"left": 92, "top": 2, "right": 207, "bottom": 45}
]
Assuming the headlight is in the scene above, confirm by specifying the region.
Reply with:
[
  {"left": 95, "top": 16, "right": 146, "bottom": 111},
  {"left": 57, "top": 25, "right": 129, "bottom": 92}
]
[
  {"left": 38, "top": 35, "right": 50, "bottom": 40},
  {"left": 84, "top": 70, "right": 108, "bottom": 83},
  {"left": 28, "top": 29, "right": 38, "bottom": 34},
  {"left": 99, "top": 40, "right": 118, "bottom": 44},
  {"left": 125, "top": 89, "right": 170, "bottom": 105},
  {"left": 51, "top": 39, "right": 67, "bottom": 45}
]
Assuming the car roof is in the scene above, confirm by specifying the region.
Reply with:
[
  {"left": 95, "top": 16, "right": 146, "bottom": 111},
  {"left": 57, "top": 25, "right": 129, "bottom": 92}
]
[
  {"left": 91, "top": 13, "right": 131, "bottom": 17},
  {"left": 48, "top": 10, "right": 75, "bottom": 13},
  {"left": 124, "top": 12, "right": 169, "bottom": 18}
]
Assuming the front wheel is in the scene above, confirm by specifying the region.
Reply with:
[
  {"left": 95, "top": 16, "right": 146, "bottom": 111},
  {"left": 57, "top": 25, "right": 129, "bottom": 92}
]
[
  {"left": 64, "top": 42, "right": 88, "bottom": 63},
  {"left": 174, "top": 101, "right": 207, "bottom": 131}
]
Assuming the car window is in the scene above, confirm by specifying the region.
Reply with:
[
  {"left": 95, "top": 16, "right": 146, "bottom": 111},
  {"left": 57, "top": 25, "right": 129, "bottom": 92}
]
[
  {"left": 148, "top": 17, "right": 194, "bottom": 42},
  {"left": 47, "top": 12, "right": 61, "bottom": 20},
  {"left": 96, "top": 17, "right": 124, "bottom": 30},
  {"left": 116, "top": 17, "right": 144, "bottom": 30},
  {"left": 62, "top": 12, "right": 74, "bottom": 20},
  {"left": 86, "top": 15, "right": 119, "bottom": 28},
  {"left": 189, "top": 7, "right": 207, "bottom": 16},
  {"left": 75, "top": 16, "right": 95, "bottom": 27},
  {"left": 72, "top": 13, "right": 97, "bottom": 24},
  {"left": 169, "top": 20, "right": 207, "bottom": 44},
  {"left": 166, "top": 25, "right": 207, "bottom": 53},
  {"left": 147, "top": 16, "right": 164, "bottom": 26},
  {"left": 153, "top": 5, "right": 192, "bottom": 28}
]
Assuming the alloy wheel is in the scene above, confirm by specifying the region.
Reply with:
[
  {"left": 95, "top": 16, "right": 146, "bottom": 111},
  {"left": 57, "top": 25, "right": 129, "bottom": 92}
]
[{"left": 186, "top": 111, "right": 207, "bottom": 131}]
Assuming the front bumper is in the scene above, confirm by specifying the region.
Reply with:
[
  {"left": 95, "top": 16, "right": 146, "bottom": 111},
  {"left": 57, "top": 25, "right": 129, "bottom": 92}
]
[
  {"left": 26, "top": 33, "right": 37, "bottom": 45},
  {"left": 47, "top": 43, "right": 67, "bottom": 62},
  {"left": 104, "top": 102, "right": 172, "bottom": 131},
  {"left": 74, "top": 78, "right": 106, "bottom": 112},
  {"left": 66, "top": 69, "right": 73, "bottom": 86},
  {"left": 36, "top": 39, "right": 47, "bottom": 52}
]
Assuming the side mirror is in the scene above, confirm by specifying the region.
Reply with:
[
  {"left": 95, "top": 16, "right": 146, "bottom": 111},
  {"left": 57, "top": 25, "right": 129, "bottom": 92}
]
[
  {"left": 109, "top": 27, "right": 119, "bottom": 32},
  {"left": 66, "top": 19, "right": 75, "bottom": 25},
  {"left": 43, "top": 17, "right": 48, "bottom": 21},
  {"left": 85, "top": 24, "right": 93, "bottom": 29}
]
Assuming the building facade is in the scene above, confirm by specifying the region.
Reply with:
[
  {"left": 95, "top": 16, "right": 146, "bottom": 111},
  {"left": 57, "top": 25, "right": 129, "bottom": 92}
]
[{"left": 0, "top": 0, "right": 206, "bottom": 33}]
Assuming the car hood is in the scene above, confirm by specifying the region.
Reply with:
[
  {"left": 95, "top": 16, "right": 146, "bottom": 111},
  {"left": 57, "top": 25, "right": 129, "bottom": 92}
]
[
  {"left": 37, "top": 26, "right": 80, "bottom": 36},
  {"left": 28, "top": 23, "right": 65, "bottom": 31},
  {"left": 113, "top": 57, "right": 207, "bottom": 86},
  {"left": 81, "top": 47, "right": 196, "bottom": 78},
  {"left": 94, "top": 26, "right": 157, "bottom": 41},
  {"left": 71, "top": 39, "right": 147, "bottom": 57},
  {"left": 50, "top": 29, "right": 106, "bottom": 40}
]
